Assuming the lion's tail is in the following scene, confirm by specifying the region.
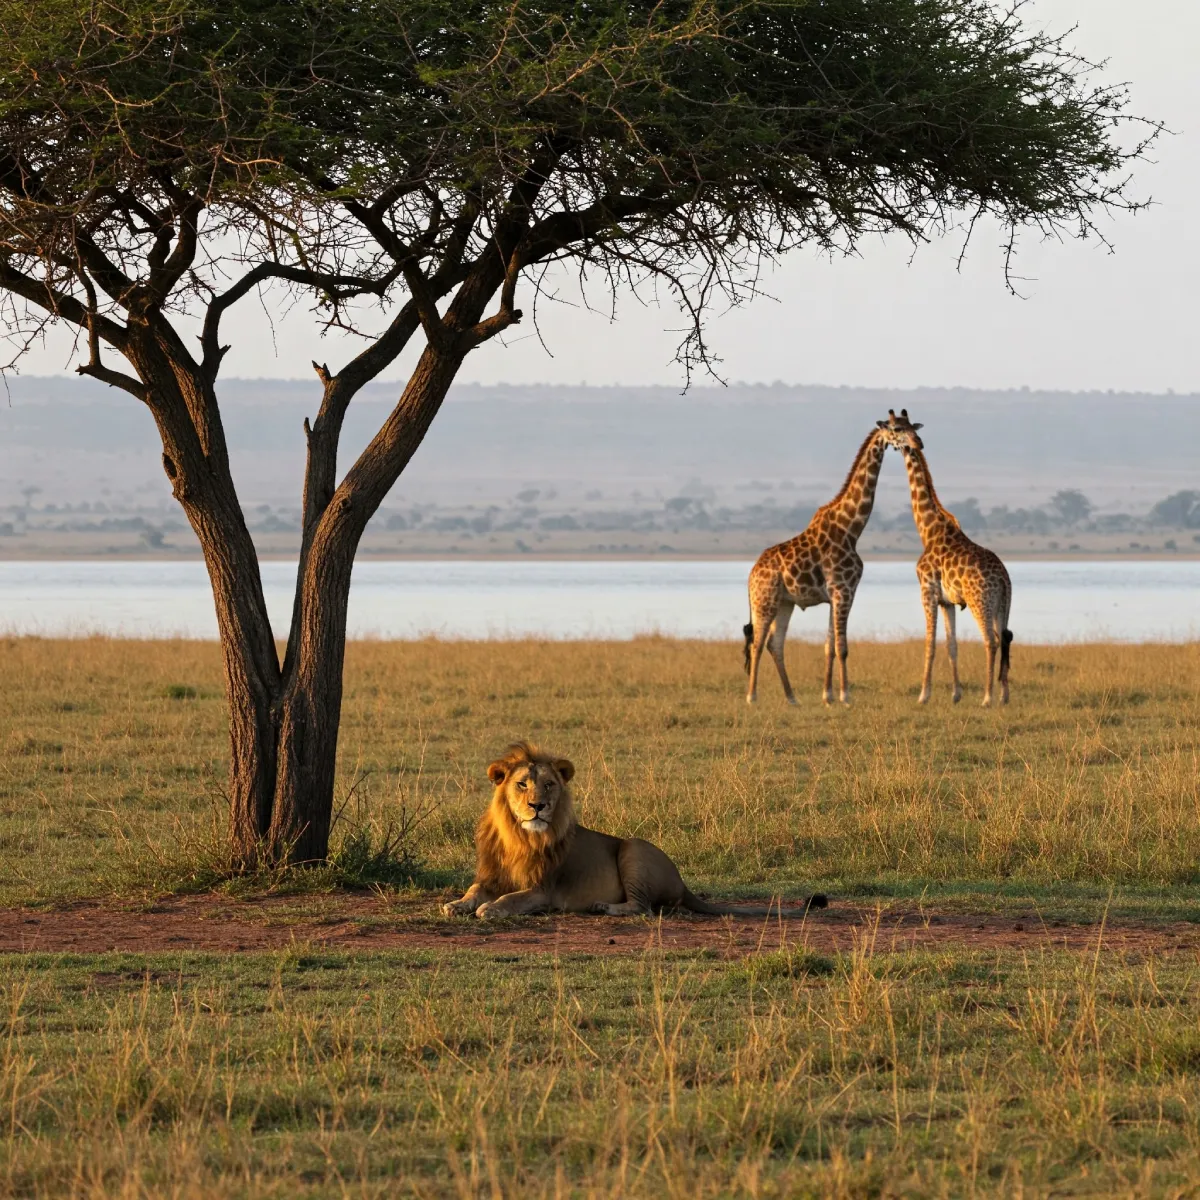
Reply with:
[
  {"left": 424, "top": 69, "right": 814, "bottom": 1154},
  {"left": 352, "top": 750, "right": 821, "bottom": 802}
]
[{"left": 680, "top": 889, "right": 828, "bottom": 917}]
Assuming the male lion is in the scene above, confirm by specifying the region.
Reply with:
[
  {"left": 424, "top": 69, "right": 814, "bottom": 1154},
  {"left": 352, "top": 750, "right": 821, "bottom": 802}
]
[{"left": 443, "top": 742, "right": 828, "bottom": 918}]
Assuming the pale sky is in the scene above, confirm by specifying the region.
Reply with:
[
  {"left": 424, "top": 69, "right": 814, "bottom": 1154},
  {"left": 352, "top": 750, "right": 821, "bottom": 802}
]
[{"left": 17, "top": 0, "right": 1199, "bottom": 393}]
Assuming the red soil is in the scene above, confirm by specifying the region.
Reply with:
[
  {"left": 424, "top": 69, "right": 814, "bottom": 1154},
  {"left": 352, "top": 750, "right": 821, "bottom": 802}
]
[{"left": 2, "top": 895, "right": 1197, "bottom": 958}]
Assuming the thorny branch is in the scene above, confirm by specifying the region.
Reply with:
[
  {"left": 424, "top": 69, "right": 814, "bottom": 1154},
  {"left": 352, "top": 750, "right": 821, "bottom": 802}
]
[{"left": 73, "top": 256, "right": 146, "bottom": 399}]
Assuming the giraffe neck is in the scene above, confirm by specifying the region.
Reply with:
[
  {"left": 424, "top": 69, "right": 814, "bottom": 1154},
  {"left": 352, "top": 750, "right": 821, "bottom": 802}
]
[
  {"left": 824, "top": 429, "right": 888, "bottom": 541},
  {"left": 902, "top": 446, "right": 956, "bottom": 547}
]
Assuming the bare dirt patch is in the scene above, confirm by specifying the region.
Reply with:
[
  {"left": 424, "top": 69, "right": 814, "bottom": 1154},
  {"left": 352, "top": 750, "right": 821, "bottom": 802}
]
[{"left": 3, "top": 894, "right": 1199, "bottom": 958}]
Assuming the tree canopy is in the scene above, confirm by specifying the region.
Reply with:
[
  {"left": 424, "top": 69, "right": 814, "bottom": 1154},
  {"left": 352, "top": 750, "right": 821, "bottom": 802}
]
[{"left": 2, "top": 0, "right": 1151, "bottom": 375}]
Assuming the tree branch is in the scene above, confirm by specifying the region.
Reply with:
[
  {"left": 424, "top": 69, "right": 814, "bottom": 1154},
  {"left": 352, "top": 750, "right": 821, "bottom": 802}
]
[
  {"left": 199, "top": 260, "right": 403, "bottom": 383},
  {"left": 342, "top": 197, "right": 453, "bottom": 351},
  {"left": 69, "top": 229, "right": 138, "bottom": 306},
  {"left": 0, "top": 257, "right": 128, "bottom": 348},
  {"left": 0, "top": 149, "right": 48, "bottom": 203},
  {"left": 69, "top": 263, "right": 146, "bottom": 398},
  {"left": 398, "top": 258, "right": 451, "bottom": 351},
  {"left": 520, "top": 191, "right": 674, "bottom": 266},
  {"left": 0, "top": 152, "right": 137, "bottom": 307},
  {"left": 143, "top": 193, "right": 204, "bottom": 307},
  {"left": 460, "top": 249, "right": 522, "bottom": 349},
  {"left": 435, "top": 141, "right": 564, "bottom": 351}
]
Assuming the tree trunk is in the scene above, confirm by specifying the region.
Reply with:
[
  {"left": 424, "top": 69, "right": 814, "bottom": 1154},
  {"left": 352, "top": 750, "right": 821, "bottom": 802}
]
[
  {"left": 168, "top": 461, "right": 281, "bottom": 867},
  {"left": 268, "top": 544, "right": 353, "bottom": 863},
  {"left": 262, "top": 344, "right": 468, "bottom": 862},
  {"left": 124, "top": 329, "right": 284, "bottom": 867},
  {"left": 130, "top": 281, "right": 492, "bottom": 868}
]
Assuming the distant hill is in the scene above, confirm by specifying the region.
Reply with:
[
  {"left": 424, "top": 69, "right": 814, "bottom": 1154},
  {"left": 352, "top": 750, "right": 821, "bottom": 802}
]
[{"left": 2, "top": 377, "right": 1198, "bottom": 518}]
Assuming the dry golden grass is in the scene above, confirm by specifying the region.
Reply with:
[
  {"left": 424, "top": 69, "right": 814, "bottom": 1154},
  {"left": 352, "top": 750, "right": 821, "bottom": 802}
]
[
  {"left": 2, "top": 636, "right": 1199, "bottom": 908},
  {"left": 7, "top": 935, "right": 1200, "bottom": 1195},
  {"left": 4, "top": 636, "right": 1200, "bottom": 1195}
]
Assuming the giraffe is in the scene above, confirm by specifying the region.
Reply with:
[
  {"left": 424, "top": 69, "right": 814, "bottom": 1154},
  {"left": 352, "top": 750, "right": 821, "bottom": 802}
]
[
  {"left": 885, "top": 409, "right": 1013, "bottom": 706},
  {"left": 743, "top": 419, "right": 919, "bottom": 706}
]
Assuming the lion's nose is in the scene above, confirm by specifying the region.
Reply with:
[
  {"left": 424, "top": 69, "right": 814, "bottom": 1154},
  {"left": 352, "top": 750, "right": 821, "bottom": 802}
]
[{"left": 530, "top": 800, "right": 547, "bottom": 814}]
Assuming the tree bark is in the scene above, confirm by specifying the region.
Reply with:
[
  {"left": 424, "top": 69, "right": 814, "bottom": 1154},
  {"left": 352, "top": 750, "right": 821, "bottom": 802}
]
[
  {"left": 124, "top": 324, "right": 284, "bottom": 866},
  {"left": 260, "top": 251, "right": 510, "bottom": 862},
  {"left": 266, "top": 343, "right": 467, "bottom": 860}
]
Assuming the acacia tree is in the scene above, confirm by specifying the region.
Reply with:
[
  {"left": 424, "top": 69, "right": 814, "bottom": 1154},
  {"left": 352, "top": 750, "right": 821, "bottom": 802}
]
[{"left": 0, "top": 0, "right": 1153, "bottom": 864}]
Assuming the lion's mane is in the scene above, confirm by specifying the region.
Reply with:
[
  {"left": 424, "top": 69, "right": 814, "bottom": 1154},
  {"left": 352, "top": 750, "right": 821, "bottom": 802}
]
[{"left": 473, "top": 741, "right": 577, "bottom": 896}]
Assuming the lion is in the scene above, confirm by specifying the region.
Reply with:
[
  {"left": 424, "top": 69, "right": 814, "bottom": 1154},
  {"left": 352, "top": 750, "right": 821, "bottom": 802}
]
[{"left": 442, "top": 742, "right": 829, "bottom": 919}]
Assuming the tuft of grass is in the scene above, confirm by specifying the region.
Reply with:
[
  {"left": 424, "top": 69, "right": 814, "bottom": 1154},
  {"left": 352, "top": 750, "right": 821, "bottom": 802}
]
[
  {"left": 740, "top": 946, "right": 837, "bottom": 980},
  {"left": 326, "top": 805, "right": 440, "bottom": 890}
]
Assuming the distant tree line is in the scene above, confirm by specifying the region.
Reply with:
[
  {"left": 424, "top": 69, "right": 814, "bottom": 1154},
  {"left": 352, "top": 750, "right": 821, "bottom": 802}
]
[
  {"left": 7, "top": 487, "right": 1200, "bottom": 543},
  {"left": 377, "top": 487, "right": 1200, "bottom": 538},
  {"left": 923, "top": 489, "right": 1200, "bottom": 537}
]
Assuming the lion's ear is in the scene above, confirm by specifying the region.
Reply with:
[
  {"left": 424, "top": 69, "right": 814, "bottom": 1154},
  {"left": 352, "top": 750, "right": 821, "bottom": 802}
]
[
  {"left": 553, "top": 758, "right": 575, "bottom": 784},
  {"left": 487, "top": 760, "right": 509, "bottom": 786}
]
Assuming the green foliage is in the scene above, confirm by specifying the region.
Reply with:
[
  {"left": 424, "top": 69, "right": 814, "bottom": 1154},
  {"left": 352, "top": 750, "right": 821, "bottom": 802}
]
[
  {"left": 0, "top": 0, "right": 1142, "bottom": 200},
  {"left": 0, "top": 0, "right": 1153, "bottom": 343}
]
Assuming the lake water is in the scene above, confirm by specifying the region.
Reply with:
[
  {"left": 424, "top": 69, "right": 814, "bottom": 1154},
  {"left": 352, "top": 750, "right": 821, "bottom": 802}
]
[{"left": 0, "top": 559, "right": 1197, "bottom": 643}]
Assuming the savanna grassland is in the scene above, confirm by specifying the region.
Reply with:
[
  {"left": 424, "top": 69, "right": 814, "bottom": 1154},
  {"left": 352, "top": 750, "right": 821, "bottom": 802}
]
[
  {"left": 3, "top": 635, "right": 1200, "bottom": 1197},
  {"left": 4, "top": 636, "right": 1200, "bottom": 907}
]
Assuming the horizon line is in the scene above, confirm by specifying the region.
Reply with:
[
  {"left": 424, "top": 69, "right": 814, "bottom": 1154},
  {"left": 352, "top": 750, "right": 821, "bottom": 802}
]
[{"left": 4, "top": 375, "right": 1199, "bottom": 400}]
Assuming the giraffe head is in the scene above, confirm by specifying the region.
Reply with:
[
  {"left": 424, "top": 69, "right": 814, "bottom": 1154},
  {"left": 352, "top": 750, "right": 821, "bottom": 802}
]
[{"left": 877, "top": 408, "right": 924, "bottom": 452}]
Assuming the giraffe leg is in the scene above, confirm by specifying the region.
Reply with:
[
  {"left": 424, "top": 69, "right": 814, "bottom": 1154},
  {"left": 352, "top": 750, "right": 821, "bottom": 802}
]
[
  {"left": 941, "top": 602, "right": 962, "bottom": 704},
  {"left": 998, "top": 589, "right": 1012, "bottom": 705},
  {"left": 822, "top": 606, "right": 835, "bottom": 706},
  {"left": 767, "top": 602, "right": 798, "bottom": 705},
  {"left": 746, "top": 603, "right": 773, "bottom": 704},
  {"left": 974, "top": 605, "right": 997, "bottom": 708},
  {"left": 982, "top": 640, "right": 997, "bottom": 707},
  {"left": 830, "top": 588, "right": 853, "bottom": 705},
  {"left": 918, "top": 583, "right": 939, "bottom": 705},
  {"left": 990, "top": 609, "right": 1011, "bottom": 706}
]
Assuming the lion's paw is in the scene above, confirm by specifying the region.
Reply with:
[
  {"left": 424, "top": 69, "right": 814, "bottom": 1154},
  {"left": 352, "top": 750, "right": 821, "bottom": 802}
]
[
  {"left": 475, "top": 901, "right": 497, "bottom": 919},
  {"left": 588, "top": 902, "right": 611, "bottom": 915}
]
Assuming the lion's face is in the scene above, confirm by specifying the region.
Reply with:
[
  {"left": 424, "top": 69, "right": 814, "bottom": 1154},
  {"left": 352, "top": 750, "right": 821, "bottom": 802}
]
[{"left": 488, "top": 753, "right": 575, "bottom": 836}]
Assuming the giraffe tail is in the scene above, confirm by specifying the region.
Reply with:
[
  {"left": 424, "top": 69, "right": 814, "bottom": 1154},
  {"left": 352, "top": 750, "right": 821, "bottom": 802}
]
[
  {"left": 1001, "top": 629, "right": 1014, "bottom": 671},
  {"left": 743, "top": 622, "right": 754, "bottom": 674}
]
